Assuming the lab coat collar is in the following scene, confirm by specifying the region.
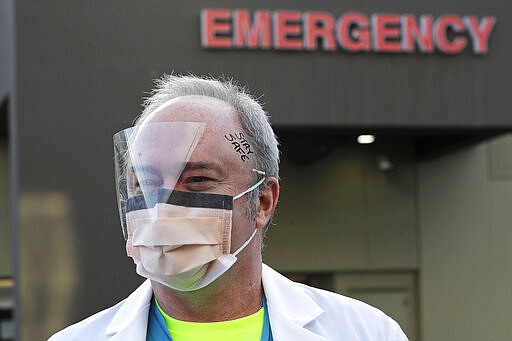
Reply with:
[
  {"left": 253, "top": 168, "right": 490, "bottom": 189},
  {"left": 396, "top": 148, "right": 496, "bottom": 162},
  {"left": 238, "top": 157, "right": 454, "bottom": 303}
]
[
  {"left": 104, "top": 264, "right": 327, "bottom": 340},
  {"left": 262, "top": 264, "right": 328, "bottom": 340},
  {"left": 104, "top": 279, "right": 153, "bottom": 339}
]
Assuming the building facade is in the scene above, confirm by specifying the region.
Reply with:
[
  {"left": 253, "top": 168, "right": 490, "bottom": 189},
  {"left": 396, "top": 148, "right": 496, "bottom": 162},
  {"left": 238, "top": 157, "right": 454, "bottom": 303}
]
[{"left": 1, "top": 1, "right": 511, "bottom": 340}]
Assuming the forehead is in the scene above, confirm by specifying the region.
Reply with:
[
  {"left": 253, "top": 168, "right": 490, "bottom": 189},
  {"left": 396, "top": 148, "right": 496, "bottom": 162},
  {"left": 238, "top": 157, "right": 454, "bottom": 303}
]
[
  {"left": 138, "top": 95, "right": 252, "bottom": 173},
  {"left": 143, "top": 95, "right": 239, "bottom": 129}
]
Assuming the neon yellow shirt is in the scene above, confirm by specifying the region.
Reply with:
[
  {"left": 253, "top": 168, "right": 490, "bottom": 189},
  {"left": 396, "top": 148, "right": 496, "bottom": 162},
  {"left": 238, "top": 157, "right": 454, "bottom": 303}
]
[{"left": 155, "top": 299, "right": 264, "bottom": 341}]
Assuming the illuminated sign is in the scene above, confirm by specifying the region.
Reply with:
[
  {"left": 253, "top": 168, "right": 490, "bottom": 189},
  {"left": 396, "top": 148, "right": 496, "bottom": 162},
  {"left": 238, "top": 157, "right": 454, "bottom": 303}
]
[{"left": 200, "top": 9, "right": 497, "bottom": 54}]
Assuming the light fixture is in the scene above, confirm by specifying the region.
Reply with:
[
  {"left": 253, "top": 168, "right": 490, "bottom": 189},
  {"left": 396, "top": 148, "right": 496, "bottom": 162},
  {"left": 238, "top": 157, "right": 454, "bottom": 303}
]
[{"left": 357, "top": 134, "right": 375, "bottom": 144}]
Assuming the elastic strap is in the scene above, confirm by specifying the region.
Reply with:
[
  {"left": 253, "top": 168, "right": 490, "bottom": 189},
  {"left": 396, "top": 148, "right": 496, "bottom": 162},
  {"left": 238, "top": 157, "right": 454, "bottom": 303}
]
[
  {"left": 233, "top": 169, "right": 266, "bottom": 200},
  {"left": 232, "top": 169, "right": 265, "bottom": 257},
  {"left": 233, "top": 229, "right": 258, "bottom": 257}
]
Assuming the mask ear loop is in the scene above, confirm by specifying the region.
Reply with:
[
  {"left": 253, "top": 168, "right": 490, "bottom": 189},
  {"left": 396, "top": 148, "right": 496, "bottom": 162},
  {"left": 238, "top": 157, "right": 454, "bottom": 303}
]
[
  {"left": 233, "top": 169, "right": 266, "bottom": 200},
  {"left": 232, "top": 169, "right": 266, "bottom": 256},
  {"left": 233, "top": 229, "right": 258, "bottom": 257}
]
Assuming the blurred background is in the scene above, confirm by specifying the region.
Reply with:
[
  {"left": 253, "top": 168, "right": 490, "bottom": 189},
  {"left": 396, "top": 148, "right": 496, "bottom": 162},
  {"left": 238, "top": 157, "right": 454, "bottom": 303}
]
[{"left": 1, "top": 1, "right": 511, "bottom": 340}]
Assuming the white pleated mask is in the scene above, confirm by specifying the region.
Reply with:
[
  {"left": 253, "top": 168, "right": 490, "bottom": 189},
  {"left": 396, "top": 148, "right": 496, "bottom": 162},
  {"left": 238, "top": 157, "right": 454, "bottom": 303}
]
[{"left": 125, "top": 171, "right": 265, "bottom": 291}]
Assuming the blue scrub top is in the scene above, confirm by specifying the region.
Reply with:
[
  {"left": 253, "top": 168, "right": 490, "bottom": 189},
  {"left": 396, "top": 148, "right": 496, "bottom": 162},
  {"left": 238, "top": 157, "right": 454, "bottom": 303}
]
[{"left": 146, "top": 296, "right": 273, "bottom": 341}]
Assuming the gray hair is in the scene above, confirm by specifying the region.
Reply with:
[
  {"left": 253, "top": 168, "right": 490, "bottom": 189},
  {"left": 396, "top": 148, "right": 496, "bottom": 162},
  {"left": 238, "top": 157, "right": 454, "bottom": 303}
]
[{"left": 136, "top": 74, "right": 280, "bottom": 235}]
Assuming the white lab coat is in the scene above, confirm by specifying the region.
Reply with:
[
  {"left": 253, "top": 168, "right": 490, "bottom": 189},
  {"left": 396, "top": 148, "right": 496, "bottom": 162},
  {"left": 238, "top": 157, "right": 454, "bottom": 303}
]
[{"left": 49, "top": 264, "right": 408, "bottom": 340}]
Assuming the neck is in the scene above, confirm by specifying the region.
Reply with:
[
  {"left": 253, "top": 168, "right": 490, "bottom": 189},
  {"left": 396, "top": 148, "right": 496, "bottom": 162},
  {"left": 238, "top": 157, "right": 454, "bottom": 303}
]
[{"left": 152, "top": 247, "right": 263, "bottom": 322}]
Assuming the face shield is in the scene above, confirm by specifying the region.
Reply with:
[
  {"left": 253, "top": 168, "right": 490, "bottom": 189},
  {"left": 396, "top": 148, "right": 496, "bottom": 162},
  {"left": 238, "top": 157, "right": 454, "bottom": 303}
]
[
  {"left": 113, "top": 121, "right": 206, "bottom": 239},
  {"left": 113, "top": 121, "right": 267, "bottom": 291}
]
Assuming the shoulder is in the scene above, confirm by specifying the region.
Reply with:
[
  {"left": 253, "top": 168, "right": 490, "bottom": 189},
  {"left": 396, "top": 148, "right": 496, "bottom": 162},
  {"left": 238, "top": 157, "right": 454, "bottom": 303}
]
[
  {"left": 300, "top": 282, "right": 403, "bottom": 336},
  {"left": 298, "top": 280, "right": 386, "bottom": 318},
  {"left": 262, "top": 264, "right": 408, "bottom": 340},
  {"left": 48, "top": 301, "right": 123, "bottom": 340},
  {"left": 48, "top": 280, "right": 152, "bottom": 341}
]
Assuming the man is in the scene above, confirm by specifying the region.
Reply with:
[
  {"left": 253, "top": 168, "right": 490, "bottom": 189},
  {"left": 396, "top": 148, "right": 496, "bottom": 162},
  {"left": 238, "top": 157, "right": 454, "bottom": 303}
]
[{"left": 50, "top": 75, "right": 408, "bottom": 340}]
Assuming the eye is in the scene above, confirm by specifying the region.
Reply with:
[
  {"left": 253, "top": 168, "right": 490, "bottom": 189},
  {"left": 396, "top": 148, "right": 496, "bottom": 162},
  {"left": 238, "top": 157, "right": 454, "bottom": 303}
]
[
  {"left": 189, "top": 176, "right": 210, "bottom": 183},
  {"left": 182, "top": 175, "right": 215, "bottom": 191}
]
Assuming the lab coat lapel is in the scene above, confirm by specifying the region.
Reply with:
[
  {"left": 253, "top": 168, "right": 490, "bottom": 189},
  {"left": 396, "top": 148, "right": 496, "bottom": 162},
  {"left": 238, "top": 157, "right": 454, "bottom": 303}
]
[
  {"left": 262, "top": 264, "right": 328, "bottom": 340},
  {"left": 105, "top": 280, "right": 153, "bottom": 340},
  {"left": 102, "top": 266, "right": 329, "bottom": 340}
]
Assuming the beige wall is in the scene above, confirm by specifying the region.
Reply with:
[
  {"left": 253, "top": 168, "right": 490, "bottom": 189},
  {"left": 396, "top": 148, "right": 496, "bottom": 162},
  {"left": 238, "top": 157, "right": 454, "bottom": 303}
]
[
  {"left": 264, "top": 143, "right": 418, "bottom": 271},
  {"left": 263, "top": 141, "right": 419, "bottom": 338},
  {"left": 418, "top": 133, "right": 512, "bottom": 341},
  {"left": 19, "top": 192, "right": 78, "bottom": 340},
  {"left": 0, "top": 0, "right": 13, "bottom": 278},
  {"left": 0, "top": 142, "right": 10, "bottom": 277},
  {"left": 264, "top": 134, "right": 512, "bottom": 340}
]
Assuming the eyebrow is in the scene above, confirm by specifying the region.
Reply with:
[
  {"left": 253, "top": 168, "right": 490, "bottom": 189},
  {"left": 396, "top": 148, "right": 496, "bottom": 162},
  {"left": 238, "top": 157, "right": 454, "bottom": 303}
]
[
  {"left": 182, "top": 161, "right": 226, "bottom": 176},
  {"left": 132, "top": 162, "right": 226, "bottom": 177}
]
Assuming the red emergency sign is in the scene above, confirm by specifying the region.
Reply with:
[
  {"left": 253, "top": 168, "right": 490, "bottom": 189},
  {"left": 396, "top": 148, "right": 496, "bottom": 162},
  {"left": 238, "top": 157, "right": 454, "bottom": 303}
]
[{"left": 200, "top": 9, "right": 497, "bottom": 55}]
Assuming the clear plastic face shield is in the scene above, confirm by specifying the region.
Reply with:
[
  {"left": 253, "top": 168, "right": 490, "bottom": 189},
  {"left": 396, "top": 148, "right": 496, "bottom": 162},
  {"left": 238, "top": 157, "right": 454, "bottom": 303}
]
[
  {"left": 113, "top": 121, "right": 265, "bottom": 291},
  {"left": 113, "top": 122, "right": 206, "bottom": 240}
]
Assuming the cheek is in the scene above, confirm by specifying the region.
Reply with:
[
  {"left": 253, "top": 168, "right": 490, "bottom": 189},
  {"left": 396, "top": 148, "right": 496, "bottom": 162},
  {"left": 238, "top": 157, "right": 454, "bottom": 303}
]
[{"left": 231, "top": 198, "right": 255, "bottom": 230}]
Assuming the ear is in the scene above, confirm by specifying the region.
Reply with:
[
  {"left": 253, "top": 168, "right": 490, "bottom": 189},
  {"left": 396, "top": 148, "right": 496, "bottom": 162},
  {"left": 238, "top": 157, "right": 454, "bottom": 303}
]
[{"left": 255, "top": 177, "right": 280, "bottom": 229}]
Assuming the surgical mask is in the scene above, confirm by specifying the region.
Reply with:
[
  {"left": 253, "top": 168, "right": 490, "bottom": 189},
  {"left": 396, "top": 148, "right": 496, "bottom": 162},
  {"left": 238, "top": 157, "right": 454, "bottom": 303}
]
[{"left": 125, "top": 171, "right": 265, "bottom": 291}]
